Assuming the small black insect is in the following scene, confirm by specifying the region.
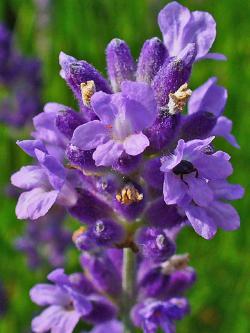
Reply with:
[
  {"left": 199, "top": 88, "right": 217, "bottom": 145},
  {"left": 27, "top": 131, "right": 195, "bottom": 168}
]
[{"left": 173, "top": 160, "right": 198, "bottom": 181}]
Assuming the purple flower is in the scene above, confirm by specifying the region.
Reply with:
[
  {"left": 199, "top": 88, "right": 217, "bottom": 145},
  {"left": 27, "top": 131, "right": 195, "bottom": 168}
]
[
  {"left": 158, "top": 1, "right": 226, "bottom": 61},
  {"left": 30, "top": 269, "right": 117, "bottom": 333},
  {"left": 138, "top": 254, "right": 196, "bottom": 299},
  {"left": 161, "top": 137, "right": 243, "bottom": 238},
  {"left": 74, "top": 219, "right": 125, "bottom": 250},
  {"left": 161, "top": 137, "right": 232, "bottom": 206},
  {"left": 30, "top": 269, "right": 92, "bottom": 333},
  {"left": 71, "top": 81, "right": 157, "bottom": 166},
  {"left": 81, "top": 252, "right": 122, "bottom": 297},
  {"left": 132, "top": 297, "right": 189, "bottom": 333},
  {"left": 183, "top": 179, "right": 244, "bottom": 239},
  {"left": 136, "top": 227, "right": 176, "bottom": 263},
  {"left": 186, "top": 77, "right": 239, "bottom": 147},
  {"left": 11, "top": 140, "right": 77, "bottom": 220}
]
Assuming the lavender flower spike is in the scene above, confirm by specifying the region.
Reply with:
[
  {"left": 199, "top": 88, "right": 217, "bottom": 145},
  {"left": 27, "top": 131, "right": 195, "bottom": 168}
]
[
  {"left": 71, "top": 81, "right": 157, "bottom": 166},
  {"left": 11, "top": 2, "right": 244, "bottom": 332}
]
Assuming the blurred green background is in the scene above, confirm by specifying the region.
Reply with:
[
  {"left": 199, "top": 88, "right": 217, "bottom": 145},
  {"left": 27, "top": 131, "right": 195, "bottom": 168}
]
[{"left": 0, "top": 0, "right": 249, "bottom": 332}]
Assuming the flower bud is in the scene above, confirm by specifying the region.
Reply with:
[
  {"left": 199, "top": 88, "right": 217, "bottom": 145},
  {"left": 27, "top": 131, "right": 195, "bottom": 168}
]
[
  {"left": 55, "top": 109, "right": 84, "bottom": 139},
  {"left": 65, "top": 144, "right": 98, "bottom": 172},
  {"left": 78, "top": 219, "right": 125, "bottom": 249},
  {"left": 166, "top": 268, "right": 196, "bottom": 297},
  {"left": 142, "top": 158, "right": 163, "bottom": 190},
  {"left": 81, "top": 252, "right": 122, "bottom": 297},
  {"left": 136, "top": 227, "right": 176, "bottom": 263},
  {"left": 68, "top": 189, "right": 113, "bottom": 224},
  {"left": 145, "top": 113, "right": 180, "bottom": 151},
  {"left": 106, "top": 38, "right": 136, "bottom": 92},
  {"left": 69, "top": 61, "right": 111, "bottom": 94},
  {"left": 180, "top": 111, "right": 217, "bottom": 141},
  {"left": 146, "top": 198, "right": 184, "bottom": 228},
  {"left": 152, "top": 43, "right": 196, "bottom": 108},
  {"left": 112, "top": 153, "right": 142, "bottom": 175},
  {"left": 59, "top": 52, "right": 111, "bottom": 100},
  {"left": 136, "top": 37, "right": 167, "bottom": 83}
]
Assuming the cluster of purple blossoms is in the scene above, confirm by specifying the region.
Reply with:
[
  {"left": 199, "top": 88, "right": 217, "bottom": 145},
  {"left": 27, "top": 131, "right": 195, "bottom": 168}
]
[
  {"left": 11, "top": 2, "right": 244, "bottom": 332},
  {"left": 0, "top": 24, "right": 41, "bottom": 127}
]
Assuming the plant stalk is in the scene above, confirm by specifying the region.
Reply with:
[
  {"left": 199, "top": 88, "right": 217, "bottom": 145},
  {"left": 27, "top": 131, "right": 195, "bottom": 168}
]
[{"left": 122, "top": 247, "right": 136, "bottom": 333}]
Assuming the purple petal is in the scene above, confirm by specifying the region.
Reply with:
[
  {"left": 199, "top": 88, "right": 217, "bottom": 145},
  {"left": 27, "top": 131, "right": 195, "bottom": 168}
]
[
  {"left": 30, "top": 284, "right": 70, "bottom": 306},
  {"left": 32, "top": 305, "right": 80, "bottom": 333},
  {"left": 200, "top": 53, "right": 227, "bottom": 61},
  {"left": 33, "top": 111, "right": 62, "bottom": 146},
  {"left": 44, "top": 102, "right": 71, "bottom": 114},
  {"left": 185, "top": 176, "right": 213, "bottom": 207},
  {"left": 185, "top": 204, "right": 217, "bottom": 239},
  {"left": 123, "top": 133, "right": 149, "bottom": 156},
  {"left": 17, "top": 139, "right": 47, "bottom": 157},
  {"left": 158, "top": 2, "right": 191, "bottom": 57},
  {"left": 66, "top": 288, "right": 92, "bottom": 316},
  {"left": 11, "top": 166, "right": 48, "bottom": 190},
  {"left": 121, "top": 81, "right": 157, "bottom": 130},
  {"left": 59, "top": 51, "right": 76, "bottom": 79},
  {"left": 35, "top": 150, "right": 66, "bottom": 190},
  {"left": 193, "top": 153, "right": 233, "bottom": 180},
  {"left": 209, "top": 180, "right": 244, "bottom": 201},
  {"left": 93, "top": 140, "right": 124, "bottom": 166},
  {"left": 212, "top": 116, "right": 240, "bottom": 148},
  {"left": 183, "top": 136, "right": 215, "bottom": 159},
  {"left": 91, "top": 92, "right": 117, "bottom": 124},
  {"left": 158, "top": 2, "right": 217, "bottom": 60},
  {"left": 160, "top": 140, "right": 185, "bottom": 172},
  {"left": 207, "top": 201, "right": 240, "bottom": 231},
  {"left": 182, "top": 11, "right": 216, "bottom": 60},
  {"left": 163, "top": 172, "right": 186, "bottom": 205},
  {"left": 57, "top": 182, "right": 78, "bottom": 207},
  {"left": 188, "top": 77, "right": 227, "bottom": 117},
  {"left": 16, "top": 188, "right": 58, "bottom": 220},
  {"left": 47, "top": 268, "right": 70, "bottom": 285},
  {"left": 71, "top": 120, "right": 109, "bottom": 150}
]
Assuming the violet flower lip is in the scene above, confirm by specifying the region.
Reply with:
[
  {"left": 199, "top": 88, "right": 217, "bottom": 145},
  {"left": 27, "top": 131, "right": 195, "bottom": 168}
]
[{"left": 11, "top": 1, "right": 244, "bottom": 332}]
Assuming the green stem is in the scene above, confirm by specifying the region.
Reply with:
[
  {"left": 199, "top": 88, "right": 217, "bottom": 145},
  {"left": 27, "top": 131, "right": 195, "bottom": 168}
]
[{"left": 122, "top": 247, "right": 136, "bottom": 333}]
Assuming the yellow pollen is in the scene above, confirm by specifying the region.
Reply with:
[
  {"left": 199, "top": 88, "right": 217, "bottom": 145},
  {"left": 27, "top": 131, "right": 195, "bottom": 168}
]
[
  {"left": 168, "top": 83, "right": 192, "bottom": 115},
  {"left": 81, "top": 80, "right": 96, "bottom": 107},
  {"left": 72, "top": 226, "right": 86, "bottom": 242},
  {"left": 116, "top": 184, "right": 143, "bottom": 205}
]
